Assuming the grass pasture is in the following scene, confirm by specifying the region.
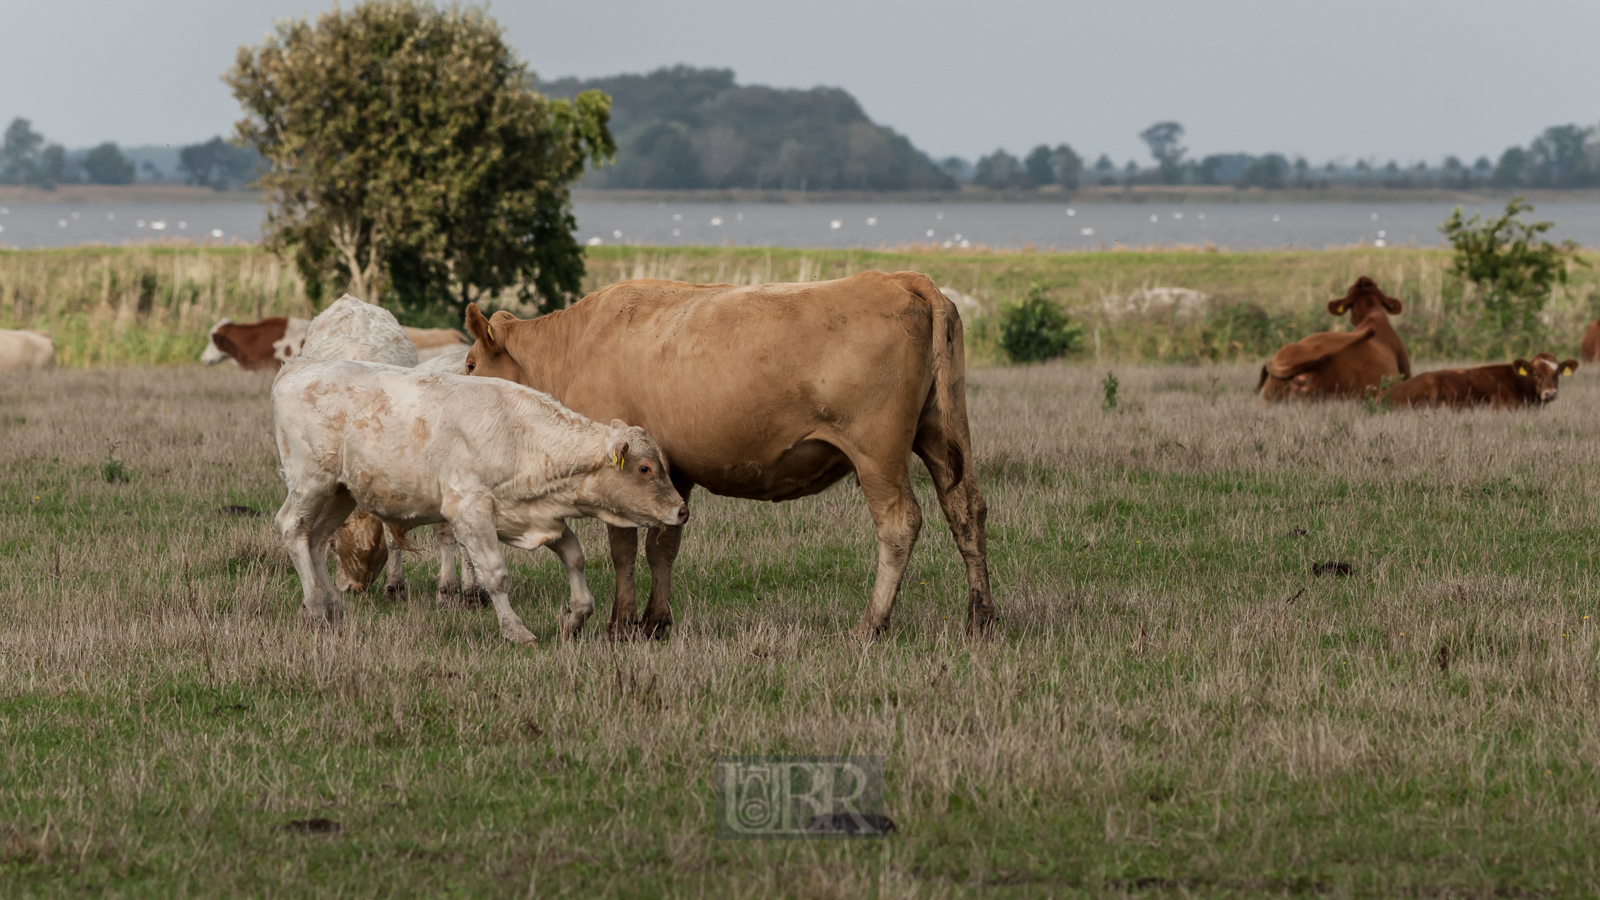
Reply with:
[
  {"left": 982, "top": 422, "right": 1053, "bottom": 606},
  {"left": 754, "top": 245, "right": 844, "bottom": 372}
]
[{"left": 4, "top": 362, "right": 1600, "bottom": 897}]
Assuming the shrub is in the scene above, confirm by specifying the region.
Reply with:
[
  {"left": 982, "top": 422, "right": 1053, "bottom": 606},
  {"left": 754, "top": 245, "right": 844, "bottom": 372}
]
[
  {"left": 999, "top": 287, "right": 1082, "bottom": 364},
  {"left": 1440, "top": 197, "right": 1583, "bottom": 334}
]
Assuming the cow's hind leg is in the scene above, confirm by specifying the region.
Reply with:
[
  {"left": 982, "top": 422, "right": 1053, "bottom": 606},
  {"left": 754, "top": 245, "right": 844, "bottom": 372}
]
[
  {"left": 914, "top": 429, "right": 995, "bottom": 636},
  {"left": 276, "top": 484, "right": 357, "bottom": 628},
  {"left": 846, "top": 452, "right": 923, "bottom": 638},
  {"left": 606, "top": 525, "right": 641, "bottom": 639},
  {"left": 382, "top": 525, "right": 408, "bottom": 603},
  {"left": 435, "top": 523, "right": 486, "bottom": 607},
  {"left": 434, "top": 522, "right": 462, "bottom": 607},
  {"left": 549, "top": 526, "right": 596, "bottom": 640}
]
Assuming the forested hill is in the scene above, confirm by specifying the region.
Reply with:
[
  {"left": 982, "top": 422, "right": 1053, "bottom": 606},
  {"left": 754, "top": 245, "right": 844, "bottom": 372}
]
[{"left": 535, "top": 66, "right": 954, "bottom": 191}]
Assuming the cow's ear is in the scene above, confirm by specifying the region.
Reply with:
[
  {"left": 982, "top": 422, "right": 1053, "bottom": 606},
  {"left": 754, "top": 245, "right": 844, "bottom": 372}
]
[
  {"left": 1326, "top": 299, "right": 1347, "bottom": 316},
  {"left": 1380, "top": 293, "right": 1403, "bottom": 314},
  {"left": 1561, "top": 359, "right": 1579, "bottom": 376},
  {"left": 1513, "top": 359, "right": 1532, "bottom": 377},
  {"left": 605, "top": 419, "right": 630, "bottom": 469},
  {"left": 464, "top": 303, "right": 497, "bottom": 351}
]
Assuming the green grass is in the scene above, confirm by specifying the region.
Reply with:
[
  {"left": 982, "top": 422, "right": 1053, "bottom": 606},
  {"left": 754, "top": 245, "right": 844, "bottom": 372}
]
[{"left": 5, "top": 363, "right": 1600, "bottom": 896}]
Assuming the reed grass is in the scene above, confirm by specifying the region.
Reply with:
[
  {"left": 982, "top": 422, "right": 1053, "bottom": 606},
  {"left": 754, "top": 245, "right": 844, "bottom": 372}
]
[{"left": 3, "top": 245, "right": 1598, "bottom": 369}]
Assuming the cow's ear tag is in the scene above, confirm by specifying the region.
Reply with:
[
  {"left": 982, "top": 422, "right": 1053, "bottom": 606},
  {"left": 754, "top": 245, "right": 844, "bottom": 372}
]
[
  {"left": 1517, "top": 366, "right": 1528, "bottom": 376},
  {"left": 1333, "top": 305, "right": 1345, "bottom": 315},
  {"left": 610, "top": 449, "right": 625, "bottom": 470},
  {"left": 1563, "top": 364, "right": 1575, "bottom": 375},
  {"left": 486, "top": 322, "right": 495, "bottom": 343}
]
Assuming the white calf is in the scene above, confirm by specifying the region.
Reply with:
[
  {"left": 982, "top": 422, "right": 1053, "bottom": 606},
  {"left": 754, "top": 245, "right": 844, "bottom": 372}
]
[{"left": 272, "top": 359, "right": 688, "bottom": 642}]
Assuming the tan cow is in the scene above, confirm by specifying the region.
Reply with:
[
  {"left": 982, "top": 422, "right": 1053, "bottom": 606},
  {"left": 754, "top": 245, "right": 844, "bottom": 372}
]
[
  {"left": 0, "top": 329, "right": 55, "bottom": 371},
  {"left": 272, "top": 359, "right": 687, "bottom": 642},
  {"left": 1257, "top": 277, "right": 1411, "bottom": 401},
  {"left": 463, "top": 270, "right": 993, "bottom": 639},
  {"left": 403, "top": 327, "right": 469, "bottom": 362}
]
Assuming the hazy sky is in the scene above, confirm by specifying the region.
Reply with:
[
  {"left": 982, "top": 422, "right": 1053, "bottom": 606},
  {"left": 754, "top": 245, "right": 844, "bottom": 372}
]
[{"left": 4, "top": 0, "right": 1597, "bottom": 166}]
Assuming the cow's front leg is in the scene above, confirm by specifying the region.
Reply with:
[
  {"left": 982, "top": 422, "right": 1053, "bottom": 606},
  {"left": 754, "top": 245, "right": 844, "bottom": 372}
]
[
  {"left": 451, "top": 515, "right": 535, "bottom": 645},
  {"left": 606, "top": 525, "right": 641, "bottom": 639},
  {"left": 640, "top": 524, "right": 684, "bottom": 639},
  {"left": 548, "top": 525, "right": 595, "bottom": 640}
]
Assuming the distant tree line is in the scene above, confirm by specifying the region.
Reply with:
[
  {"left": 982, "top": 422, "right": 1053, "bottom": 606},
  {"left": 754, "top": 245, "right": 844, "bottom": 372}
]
[
  {"left": 947, "top": 121, "right": 1600, "bottom": 192},
  {"left": 536, "top": 66, "right": 953, "bottom": 191},
  {"left": 1, "top": 118, "right": 136, "bottom": 187},
  {"left": 0, "top": 118, "right": 265, "bottom": 190}
]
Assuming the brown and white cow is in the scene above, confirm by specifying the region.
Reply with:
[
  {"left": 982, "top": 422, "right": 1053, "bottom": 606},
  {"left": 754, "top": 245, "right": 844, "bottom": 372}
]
[
  {"left": 463, "top": 270, "right": 993, "bottom": 639},
  {"left": 201, "top": 317, "right": 310, "bottom": 370},
  {"left": 1257, "top": 277, "right": 1411, "bottom": 401},
  {"left": 0, "top": 329, "right": 56, "bottom": 371},
  {"left": 272, "top": 359, "right": 687, "bottom": 642},
  {"left": 1385, "top": 352, "right": 1578, "bottom": 409}
]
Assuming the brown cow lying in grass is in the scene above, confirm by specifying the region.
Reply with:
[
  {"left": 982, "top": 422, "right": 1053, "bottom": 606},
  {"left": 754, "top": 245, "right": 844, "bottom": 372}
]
[
  {"left": 1257, "top": 276, "right": 1410, "bottom": 401},
  {"left": 1385, "top": 353, "right": 1578, "bottom": 409}
]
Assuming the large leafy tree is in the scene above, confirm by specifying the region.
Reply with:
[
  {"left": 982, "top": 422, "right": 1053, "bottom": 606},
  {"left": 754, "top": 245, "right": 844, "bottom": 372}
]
[{"left": 227, "top": 1, "right": 614, "bottom": 315}]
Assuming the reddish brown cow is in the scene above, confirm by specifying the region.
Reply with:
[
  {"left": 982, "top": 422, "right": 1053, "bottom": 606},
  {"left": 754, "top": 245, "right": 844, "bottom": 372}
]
[
  {"left": 463, "top": 271, "right": 994, "bottom": 639},
  {"left": 1581, "top": 319, "right": 1600, "bottom": 363},
  {"left": 1385, "top": 352, "right": 1577, "bottom": 409},
  {"left": 1256, "top": 277, "right": 1411, "bottom": 401}
]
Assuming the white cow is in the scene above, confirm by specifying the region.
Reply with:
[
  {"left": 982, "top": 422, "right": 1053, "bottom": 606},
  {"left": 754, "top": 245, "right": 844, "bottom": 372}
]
[
  {"left": 298, "top": 295, "right": 420, "bottom": 601},
  {"left": 272, "top": 359, "right": 688, "bottom": 642},
  {"left": 0, "top": 329, "right": 56, "bottom": 371}
]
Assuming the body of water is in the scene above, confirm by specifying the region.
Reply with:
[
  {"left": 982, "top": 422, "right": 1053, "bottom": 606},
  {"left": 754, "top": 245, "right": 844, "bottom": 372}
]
[{"left": 4, "top": 200, "right": 1600, "bottom": 251}]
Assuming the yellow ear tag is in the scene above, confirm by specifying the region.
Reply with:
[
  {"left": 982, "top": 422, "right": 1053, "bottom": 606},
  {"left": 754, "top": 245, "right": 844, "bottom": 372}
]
[
  {"left": 486, "top": 322, "right": 495, "bottom": 343},
  {"left": 1334, "top": 305, "right": 1345, "bottom": 314},
  {"left": 1517, "top": 367, "right": 1528, "bottom": 376},
  {"left": 610, "top": 450, "right": 624, "bottom": 470}
]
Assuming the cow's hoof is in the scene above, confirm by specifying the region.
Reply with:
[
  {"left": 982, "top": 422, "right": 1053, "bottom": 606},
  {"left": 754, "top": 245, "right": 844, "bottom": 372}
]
[
  {"left": 462, "top": 586, "right": 491, "bottom": 608},
  {"left": 607, "top": 620, "right": 642, "bottom": 642},
  {"left": 501, "top": 626, "right": 538, "bottom": 646},
  {"left": 383, "top": 582, "right": 408, "bottom": 604},
  {"left": 850, "top": 621, "right": 888, "bottom": 641},
  {"left": 435, "top": 586, "right": 464, "bottom": 609},
  {"left": 640, "top": 617, "right": 673, "bottom": 640},
  {"left": 558, "top": 612, "right": 588, "bottom": 642}
]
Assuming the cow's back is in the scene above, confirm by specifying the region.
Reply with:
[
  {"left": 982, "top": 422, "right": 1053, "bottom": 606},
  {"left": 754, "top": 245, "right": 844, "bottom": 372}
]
[
  {"left": 529, "top": 273, "right": 943, "bottom": 494},
  {"left": 1296, "top": 338, "right": 1404, "bottom": 399},
  {"left": 302, "top": 296, "right": 418, "bottom": 367}
]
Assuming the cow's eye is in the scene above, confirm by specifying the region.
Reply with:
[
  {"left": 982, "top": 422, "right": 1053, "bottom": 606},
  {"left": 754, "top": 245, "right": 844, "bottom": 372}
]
[
  {"left": 465, "top": 361, "right": 475, "bottom": 373},
  {"left": 638, "top": 463, "right": 652, "bottom": 475}
]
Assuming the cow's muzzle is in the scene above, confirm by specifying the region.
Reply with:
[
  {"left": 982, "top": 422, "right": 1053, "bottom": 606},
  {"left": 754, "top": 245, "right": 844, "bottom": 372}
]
[
  {"left": 667, "top": 504, "right": 689, "bottom": 526},
  {"left": 1542, "top": 389, "right": 1559, "bottom": 403}
]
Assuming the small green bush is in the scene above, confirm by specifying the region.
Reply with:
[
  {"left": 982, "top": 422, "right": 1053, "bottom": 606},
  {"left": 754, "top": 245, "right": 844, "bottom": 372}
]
[
  {"left": 999, "top": 287, "right": 1083, "bottom": 364},
  {"left": 1440, "top": 197, "right": 1583, "bottom": 334}
]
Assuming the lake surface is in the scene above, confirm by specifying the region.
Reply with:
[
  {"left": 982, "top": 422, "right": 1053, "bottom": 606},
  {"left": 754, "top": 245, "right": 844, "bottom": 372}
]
[{"left": 4, "top": 200, "right": 1600, "bottom": 251}]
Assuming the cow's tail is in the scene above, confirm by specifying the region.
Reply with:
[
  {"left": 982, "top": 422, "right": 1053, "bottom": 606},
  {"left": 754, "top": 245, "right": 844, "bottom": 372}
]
[{"left": 902, "top": 273, "right": 968, "bottom": 488}]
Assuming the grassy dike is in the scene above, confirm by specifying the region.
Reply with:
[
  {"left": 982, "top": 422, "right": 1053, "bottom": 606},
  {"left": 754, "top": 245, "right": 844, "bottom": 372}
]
[
  {"left": 4, "top": 244, "right": 1599, "bottom": 368},
  {"left": 5, "top": 362, "right": 1600, "bottom": 896}
]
